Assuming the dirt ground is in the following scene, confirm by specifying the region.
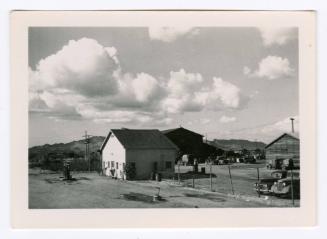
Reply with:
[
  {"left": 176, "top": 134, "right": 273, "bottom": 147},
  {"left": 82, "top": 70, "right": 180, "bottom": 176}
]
[
  {"left": 29, "top": 163, "right": 299, "bottom": 209},
  {"left": 175, "top": 163, "right": 300, "bottom": 207}
]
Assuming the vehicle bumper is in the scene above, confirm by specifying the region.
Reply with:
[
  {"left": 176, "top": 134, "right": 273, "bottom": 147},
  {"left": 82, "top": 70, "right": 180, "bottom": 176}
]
[
  {"left": 254, "top": 184, "right": 270, "bottom": 193},
  {"left": 270, "top": 185, "right": 290, "bottom": 195}
]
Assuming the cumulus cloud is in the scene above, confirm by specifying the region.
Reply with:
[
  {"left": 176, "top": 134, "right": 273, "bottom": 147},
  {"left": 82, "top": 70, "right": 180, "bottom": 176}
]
[
  {"left": 258, "top": 27, "right": 297, "bottom": 46},
  {"left": 220, "top": 115, "right": 236, "bottom": 123},
  {"left": 245, "top": 55, "right": 293, "bottom": 80},
  {"left": 131, "top": 73, "right": 165, "bottom": 103},
  {"left": 30, "top": 38, "right": 119, "bottom": 97},
  {"left": 162, "top": 69, "right": 244, "bottom": 114},
  {"left": 29, "top": 38, "right": 247, "bottom": 126},
  {"left": 148, "top": 27, "right": 198, "bottom": 42}
]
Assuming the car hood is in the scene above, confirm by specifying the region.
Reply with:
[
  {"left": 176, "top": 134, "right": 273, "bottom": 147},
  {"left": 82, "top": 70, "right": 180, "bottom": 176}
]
[
  {"left": 258, "top": 178, "right": 278, "bottom": 183},
  {"left": 277, "top": 177, "right": 300, "bottom": 183}
]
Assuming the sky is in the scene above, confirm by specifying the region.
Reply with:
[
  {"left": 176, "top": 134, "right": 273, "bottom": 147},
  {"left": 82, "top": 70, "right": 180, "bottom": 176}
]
[{"left": 28, "top": 27, "right": 299, "bottom": 147}]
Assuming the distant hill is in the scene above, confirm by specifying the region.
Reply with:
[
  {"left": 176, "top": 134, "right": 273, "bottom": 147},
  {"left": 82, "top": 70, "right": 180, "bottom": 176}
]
[
  {"left": 29, "top": 136, "right": 105, "bottom": 162},
  {"left": 208, "top": 139, "right": 266, "bottom": 151},
  {"left": 29, "top": 136, "right": 266, "bottom": 163}
]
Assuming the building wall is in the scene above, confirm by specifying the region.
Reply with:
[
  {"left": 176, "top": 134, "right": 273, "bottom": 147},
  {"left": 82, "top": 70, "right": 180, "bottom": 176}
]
[
  {"left": 265, "top": 134, "right": 300, "bottom": 167},
  {"left": 102, "top": 134, "right": 126, "bottom": 179},
  {"left": 126, "top": 149, "right": 177, "bottom": 180}
]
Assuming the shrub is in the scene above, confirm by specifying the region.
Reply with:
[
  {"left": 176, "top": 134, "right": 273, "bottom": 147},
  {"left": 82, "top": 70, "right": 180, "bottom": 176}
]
[{"left": 124, "top": 163, "right": 136, "bottom": 180}]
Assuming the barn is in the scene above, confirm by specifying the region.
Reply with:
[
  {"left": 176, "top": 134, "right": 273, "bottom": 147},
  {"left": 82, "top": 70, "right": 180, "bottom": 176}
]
[
  {"left": 100, "top": 129, "right": 179, "bottom": 180},
  {"left": 162, "top": 127, "right": 219, "bottom": 163},
  {"left": 265, "top": 133, "right": 300, "bottom": 169},
  {"left": 162, "top": 127, "right": 204, "bottom": 160}
]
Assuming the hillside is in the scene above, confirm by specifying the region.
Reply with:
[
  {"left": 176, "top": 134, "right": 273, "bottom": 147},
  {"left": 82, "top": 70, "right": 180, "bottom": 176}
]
[
  {"left": 208, "top": 139, "right": 266, "bottom": 151},
  {"left": 29, "top": 136, "right": 266, "bottom": 163},
  {"left": 29, "top": 136, "right": 105, "bottom": 162}
]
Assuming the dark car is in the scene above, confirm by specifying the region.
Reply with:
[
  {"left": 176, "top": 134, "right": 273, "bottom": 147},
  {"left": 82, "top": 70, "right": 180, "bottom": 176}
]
[
  {"left": 215, "top": 156, "right": 229, "bottom": 165},
  {"left": 244, "top": 155, "right": 256, "bottom": 164},
  {"left": 270, "top": 171, "right": 300, "bottom": 198},
  {"left": 254, "top": 170, "right": 287, "bottom": 194},
  {"left": 282, "top": 158, "right": 300, "bottom": 170}
]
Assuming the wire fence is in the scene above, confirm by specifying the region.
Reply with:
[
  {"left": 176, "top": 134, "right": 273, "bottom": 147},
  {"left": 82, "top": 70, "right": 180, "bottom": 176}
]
[{"left": 172, "top": 164, "right": 299, "bottom": 206}]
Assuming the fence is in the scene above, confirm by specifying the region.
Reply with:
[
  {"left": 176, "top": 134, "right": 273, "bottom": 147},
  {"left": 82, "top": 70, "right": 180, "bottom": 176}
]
[
  {"left": 173, "top": 164, "right": 299, "bottom": 206},
  {"left": 34, "top": 158, "right": 101, "bottom": 172}
]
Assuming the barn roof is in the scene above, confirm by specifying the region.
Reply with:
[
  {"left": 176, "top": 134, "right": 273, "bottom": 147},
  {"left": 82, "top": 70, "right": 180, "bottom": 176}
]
[
  {"left": 265, "top": 132, "right": 299, "bottom": 149},
  {"left": 100, "top": 129, "right": 179, "bottom": 151},
  {"left": 161, "top": 127, "right": 204, "bottom": 137}
]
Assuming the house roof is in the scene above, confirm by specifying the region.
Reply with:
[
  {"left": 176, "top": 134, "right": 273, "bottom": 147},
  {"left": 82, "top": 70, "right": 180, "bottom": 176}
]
[
  {"left": 161, "top": 127, "right": 204, "bottom": 137},
  {"left": 265, "top": 132, "right": 300, "bottom": 149},
  {"left": 100, "top": 129, "right": 179, "bottom": 151}
]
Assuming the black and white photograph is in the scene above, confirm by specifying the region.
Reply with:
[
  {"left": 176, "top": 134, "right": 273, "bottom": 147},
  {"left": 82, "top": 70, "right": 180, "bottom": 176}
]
[
  {"left": 28, "top": 26, "right": 301, "bottom": 209},
  {"left": 9, "top": 10, "right": 317, "bottom": 228}
]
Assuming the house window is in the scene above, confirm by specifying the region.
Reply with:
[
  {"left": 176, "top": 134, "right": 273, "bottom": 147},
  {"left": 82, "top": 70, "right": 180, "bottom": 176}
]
[
  {"left": 165, "top": 161, "right": 172, "bottom": 169},
  {"left": 111, "top": 161, "right": 114, "bottom": 168},
  {"left": 116, "top": 162, "right": 119, "bottom": 169}
]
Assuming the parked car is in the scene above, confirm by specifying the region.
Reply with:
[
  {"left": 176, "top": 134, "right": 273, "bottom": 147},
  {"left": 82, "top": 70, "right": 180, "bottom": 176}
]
[
  {"left": 266, "top": 158, "right": 284, "bottom": 170},
  {"left": 215, "top": 156, "right": 229, "bottom": 165},
  {"left": 244, "top": 155, "right": 256, "bottom": 164},
  {"left": 282, "top": 158, "right": 300, "bottom": 170},
  {"left": 270, "top": 170, "right": 300, "bottom": 198},
  {"left": 254, "top": 170, "right": 287, "bottom": 194}
]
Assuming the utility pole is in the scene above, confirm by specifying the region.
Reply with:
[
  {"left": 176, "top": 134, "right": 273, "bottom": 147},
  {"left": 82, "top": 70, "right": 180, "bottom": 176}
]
[
  {"left": 290, "top": 118, "right": 295, "bottom": 133},
  {"left": 82, "top": 131, "right": 92, "bottom": 172}
]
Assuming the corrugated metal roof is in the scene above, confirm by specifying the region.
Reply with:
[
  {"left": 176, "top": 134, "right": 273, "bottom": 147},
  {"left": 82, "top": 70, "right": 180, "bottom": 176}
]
[{"left": 101, "top": 129, "right": 179, "bottom": 151}]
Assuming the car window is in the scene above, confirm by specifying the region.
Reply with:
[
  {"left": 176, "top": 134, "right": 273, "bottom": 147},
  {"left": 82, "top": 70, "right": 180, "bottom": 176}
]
[
  {"left": 271, "top": 171, "right": 284, "bottom": 178},
  {"left": 287, "top": 171, "right": 300, "bottom": 177}
]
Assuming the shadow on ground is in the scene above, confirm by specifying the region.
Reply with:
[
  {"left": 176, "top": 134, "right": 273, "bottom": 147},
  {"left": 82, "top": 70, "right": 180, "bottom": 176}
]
[
  {"left": 184, "top": 193, "right": 226, "bottom": 202},
  {"left": 176, "top": 172, "right": 217, "bottom": 180},
  {"left": 119, "top": 192, "right": 167, "bottom": 204}
]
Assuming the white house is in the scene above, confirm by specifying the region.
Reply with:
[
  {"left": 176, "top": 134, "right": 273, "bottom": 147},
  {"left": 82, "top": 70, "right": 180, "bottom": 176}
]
[{"left": 100, "top": 129, "right": 179, "bottom": 180}]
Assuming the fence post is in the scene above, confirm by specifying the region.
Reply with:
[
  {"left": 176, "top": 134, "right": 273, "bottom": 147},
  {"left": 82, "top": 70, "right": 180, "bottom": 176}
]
[
  {"left": 178, "top": 163, "right": 181, "bottom": 184},
  {"left": 192, "top": 173, "right": 195, "bottom": 188},
  {"left": 210, "top": 163, "right": 213, "bottom": 191},
  {"left": 228, "top": 165, "right": 234, "bottom": 195},
  {"left": 257, "top": 167, "right": 260, "bottom": 198},
  {"left": 291, "top": 168, "right": 294, "bottom": 206}
]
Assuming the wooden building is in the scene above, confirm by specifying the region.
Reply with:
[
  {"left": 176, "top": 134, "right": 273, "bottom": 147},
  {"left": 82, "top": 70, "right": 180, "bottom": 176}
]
[
  {"left": 100, "top": 129, "right": 179, "bottom": 180},
  {"left": 265, "top": 133, "right": 300, "bottom": 169},
  {"left": 162, "top": 127, "right": 219, "bottom": 163}
]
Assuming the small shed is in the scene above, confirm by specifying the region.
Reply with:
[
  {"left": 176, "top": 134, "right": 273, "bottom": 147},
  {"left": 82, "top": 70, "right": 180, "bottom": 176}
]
[
  {"left": 265, "top": 133, "right": 300, "bottom": 169},
  {"left": 100, "top": 129, "right": 179, "bottom": 180}
]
